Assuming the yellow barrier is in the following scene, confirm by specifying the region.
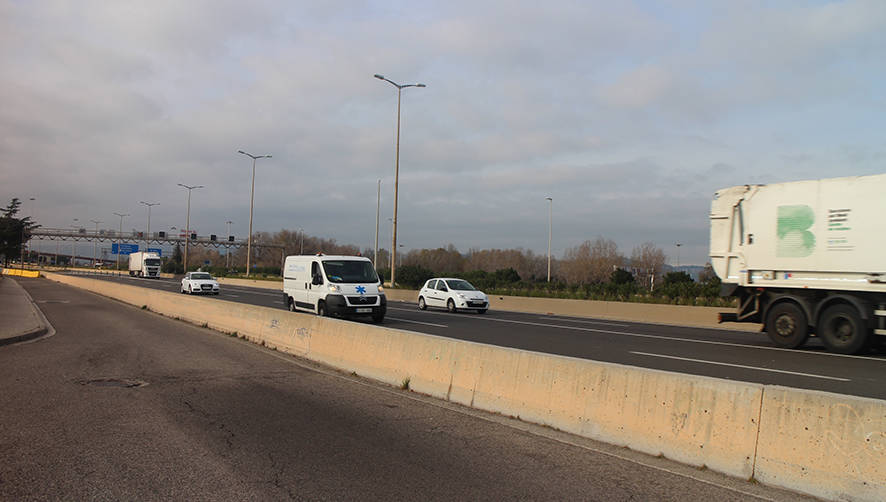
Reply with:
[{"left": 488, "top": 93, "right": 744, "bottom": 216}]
[
  {"left": 43, "top": 272, "right": 886, "bottom": 501},
  {"left": 1, "top": 268, "right": 40, "bottom": 278}
]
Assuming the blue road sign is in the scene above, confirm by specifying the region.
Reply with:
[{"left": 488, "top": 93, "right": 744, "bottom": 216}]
[
  {"left": 112, "top": 243, "right": 139, "bottom": 255},
  {"left": 148, "top": 248, "right": 163, "bottom": 256}
]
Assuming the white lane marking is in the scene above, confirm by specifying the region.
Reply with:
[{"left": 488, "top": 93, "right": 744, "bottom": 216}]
[
  {"left": 538, "top": 317, "right": 629, "bottom": 327},
  {"left": 629, "top": 352, "right": 851, "bottom": 382},
  {"left": 274, "top": 301, "right": 284, "bottom": 305},
  {"left": 226, "top": 294, "right": 240, "bottom": 298},
  {"left": 389, "top": 307, "right": 886, "bottom": 361},
  {"left": 387, "top": 316, "right": 448, "bottom": 328}
]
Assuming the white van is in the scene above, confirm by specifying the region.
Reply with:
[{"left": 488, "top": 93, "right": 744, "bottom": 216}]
[{"left": 282, "top": 254, "right": 386, "bottom": 323}]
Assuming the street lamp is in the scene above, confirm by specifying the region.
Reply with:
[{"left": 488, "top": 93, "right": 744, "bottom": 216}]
[
  {"left": 676, "top": 242, "right": 682, "bottom": 269},
  {"left": 178, "top": 184, "right": 204, "bottom": 273},
  {"left": 90, "top": 219, "right": 102, "bottom": 268},
  {"left": 546, "top": 197, "right": 553, "bottom": 282},
  {"left": 374, "top": 179, "right": 381, "bottom": 270},
  {"left": 298, "top": 228, "right": 304, "bottom": 255},
  {"left": 139, "top": 201, "right": 159, "bottom": 250},
  {"left": 113, "top": 212, "right": 129, "bottom": 272},
  {"left": 69, "top": 219, "right": 79, "bottom": 268},
  {"left": 237, "top": 150, "right": 272, "bottom": 277},
  {"left": 374, "top": 73, "right": 426, "bottom": 286},
  {"left": 225, "top": 220, "right": 233, "bottom": 268}
]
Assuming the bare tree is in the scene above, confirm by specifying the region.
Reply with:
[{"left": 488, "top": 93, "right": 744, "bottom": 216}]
[
  {"left": 630, "top": 242, "right": 666, "bottom": 290},
  {"left": 561, "top": 237, "right": 624, "bottom": 284}
]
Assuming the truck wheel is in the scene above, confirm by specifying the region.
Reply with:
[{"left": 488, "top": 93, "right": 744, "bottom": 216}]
[
  {"left": 765, "top": 302, "right": 809, "bottom": 349},
  {"left": 819, "top": 304, "right": 869, "bottom": 354}
]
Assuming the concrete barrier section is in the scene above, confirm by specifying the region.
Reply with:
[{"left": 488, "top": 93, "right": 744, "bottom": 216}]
[
  {"left": 755, "top": 387, "right": 886, "bottom": 501},
  {"left": 43, "top": 272, "right": 886, "bottom": 501}
]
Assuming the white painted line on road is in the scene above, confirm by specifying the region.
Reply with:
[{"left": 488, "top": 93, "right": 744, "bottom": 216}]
[
  {"left": 226, "top": 294, "right": 240, "bottom": 298},
  {"left": 274, "top": 301, "right": 284, "bottom": 305},
  {"left": 540, "top": 317, "right": 629, "bottom": 327},
  {"left": 387, "top": 316, "right": 448, "bottom": 328},
  {"left": 629, "top": 351, "right": 851, "bottom": 382}
]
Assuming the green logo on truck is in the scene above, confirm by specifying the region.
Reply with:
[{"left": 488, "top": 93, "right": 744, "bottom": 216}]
[{"left": 777, "top": 205, "right": 815, "bottom": 257}]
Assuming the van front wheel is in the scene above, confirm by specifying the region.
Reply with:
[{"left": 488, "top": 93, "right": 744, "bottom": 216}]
[{"left": 317, "top": 302, "right": 327, "bottom": 317}]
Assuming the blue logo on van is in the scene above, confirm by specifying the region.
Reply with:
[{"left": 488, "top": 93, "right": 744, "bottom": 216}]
[{"left": 356, "top": 285, "right": 366, "bottom": 295}]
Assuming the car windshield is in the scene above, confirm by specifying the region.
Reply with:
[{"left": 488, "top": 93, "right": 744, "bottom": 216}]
[
  {"left": 191, "top": 273, "right": 212, "bottom": 280},
  {"left": 446, "top": 279, "right": 476, "bottom": 291},
  {"left": 322, "top": 260, "right": 378, "bottom": 284},
  {"left": 145, "top": 259, "right": 161, "bottom": 266}
]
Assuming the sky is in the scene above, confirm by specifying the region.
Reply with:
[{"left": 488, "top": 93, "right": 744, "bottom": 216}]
[{"left": 2, "top": 0, "right": 885, "bottom": 266}]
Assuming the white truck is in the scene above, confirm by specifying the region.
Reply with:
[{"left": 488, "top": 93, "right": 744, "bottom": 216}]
[
  {"left": 282, "top": 254, "right": 386, "bottom": 323},
  {"left": 710, "top": 173, "right": 886, "bottom": 354},
  {"left": 128, "top": 251, "right": 162, "bottom": 278}
]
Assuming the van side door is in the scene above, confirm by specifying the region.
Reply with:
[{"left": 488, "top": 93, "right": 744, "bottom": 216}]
[{"left": 306, "top": 260, "right": 324, "bottom": 311}]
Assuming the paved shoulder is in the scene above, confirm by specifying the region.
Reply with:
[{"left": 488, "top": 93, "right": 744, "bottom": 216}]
[{"left": 0, "top": 277, "right": 51, "bottom": 345}]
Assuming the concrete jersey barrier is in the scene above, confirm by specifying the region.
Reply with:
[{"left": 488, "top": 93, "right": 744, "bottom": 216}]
[{"left": 43, "top": 272, "right": 886, "bottom": 501}]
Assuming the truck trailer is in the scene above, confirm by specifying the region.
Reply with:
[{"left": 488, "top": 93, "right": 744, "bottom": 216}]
[
  {"left": 128, "top": 251, "right": 162, "bottom": 278},
  {"left": 710, "top": 173, "right": 886, "bottom": 354}
]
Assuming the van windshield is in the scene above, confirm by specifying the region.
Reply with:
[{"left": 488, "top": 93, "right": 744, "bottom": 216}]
[{"left": 322, "top": 260, "right": 379, "bottom": 284}]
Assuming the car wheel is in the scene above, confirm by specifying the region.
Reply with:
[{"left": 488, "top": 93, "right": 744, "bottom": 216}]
[
  {"left": 214, "top": 292, "right": 219, "bottom": 296},
  {"left": 477, "top": 309, "right": 487, "bottom": 314},
  {"left": 317, "top": 302, "right": 327, "bottom": 317},
  {"left": 819, "top": 304, "right": 869, "bottom": 354},
  {"left": 447, "top": 299, "right": 457, "bottom": 313},
  {"left": 188, "top": 285, "right": 193, "bottom": 295},
  {"left": 371, "top": 312, "right": 385, "bottom": 323},
  {"left": 418, "top": 297, "right": 427, "bottom": 310},
  {"left": 288, "top": 297, "right": 296, "bottom": 312}
]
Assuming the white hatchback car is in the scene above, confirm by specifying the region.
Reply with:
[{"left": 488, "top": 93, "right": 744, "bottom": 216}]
[
  {"left": 181, "top": 272, "right": 220, "bottom": 295},
  {"left": 418, "top": 278, "right": 489, "bottom": 313}
]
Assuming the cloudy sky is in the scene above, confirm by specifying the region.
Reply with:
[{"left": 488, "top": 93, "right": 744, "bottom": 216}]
[{"left": 2, "top": 0, "right": 885, "bottom": 266}]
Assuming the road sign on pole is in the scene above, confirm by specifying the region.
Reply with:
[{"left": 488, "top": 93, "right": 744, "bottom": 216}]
[{"left": 112, "top": 243, "right": 139, "bottom": 255}]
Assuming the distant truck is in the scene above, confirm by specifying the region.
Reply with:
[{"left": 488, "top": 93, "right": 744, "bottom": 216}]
[
  {"left": 710, "top": 173, "right": 886, "bottom": 354},
  {"left": 128, "top": 251, "right": 162, "bottom": 278}
]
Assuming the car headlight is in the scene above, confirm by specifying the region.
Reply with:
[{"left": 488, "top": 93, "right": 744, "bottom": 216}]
[
  {"left": 328, "top": 284, "right": 341, "bottom": 292},
  {"left": 457, "top": 293, "right": 466, "bottom": 298}
]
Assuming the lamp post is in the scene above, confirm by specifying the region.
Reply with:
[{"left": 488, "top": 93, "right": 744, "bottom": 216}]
[
  {"left": 225, "top": 220, "right": 233, "bottom": 269},
  {"left": 237, "top": 150, "right": 272, "bottom": 277},
  {"left": 69, "top": 219, "right": 79, "bottom": 268},
  {"left": 27, "top": 197, "right": 36, "bottom": 265},
  {"left": 545, "top": 197, "right": 553, "bottom": 282},
  {"left": 374, "top": 179, "right": 381, "bottom": 270},
  {"left": 374, "top": 73, "right": 426, "bottom": 286},
  {"left": 298, "top": 228, "right": 304, "bottom": 255},
  {"left": 90, "top": 219, "right": 102, "bottom": 268},
  {"left": 675, "top": 242, "right": 682, "bottom": 269},
  {"left": 178, "top": 184, "right": 204, "bottom": 273},
  {"left": 113, "top": 212, "right": 129, "bottom": 272},
  {"left": 139, "top": 201, "right": 159, "bottom": 250}
]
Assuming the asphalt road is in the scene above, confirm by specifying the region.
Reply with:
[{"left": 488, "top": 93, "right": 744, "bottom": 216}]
[
  {"left": 65, "top": 272, "right": 886, "bottom": 400},
  {"left": 0, "top": 278, "right": 816, "bottom": 501}
]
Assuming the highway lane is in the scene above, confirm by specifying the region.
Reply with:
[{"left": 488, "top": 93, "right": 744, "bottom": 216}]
[
  {"left": 65, "top": 273, "right": 886, "bottom": 400},
  {"left": 2, "top": 277, "right": 816, "bottom": 501}
]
